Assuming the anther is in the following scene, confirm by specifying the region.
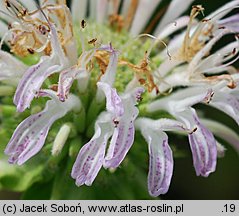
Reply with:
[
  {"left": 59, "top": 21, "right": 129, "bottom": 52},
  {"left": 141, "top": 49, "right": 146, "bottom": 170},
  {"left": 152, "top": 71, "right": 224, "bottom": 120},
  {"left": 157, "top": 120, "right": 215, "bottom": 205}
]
[
  {"left": 204, "top": 90, "right": 214, "bottom": 104},
  {"left": 189, "top": 127, "right": 198, "bottom": 134},
  {"left": 227, "top": 81, "right": 236, "bottom": 89},
  {"left": 202, "top": 18, "right": 211, "bottom": 23},
  {"left": 8, "top": 23, "right": 12, "bottom": 30},
  {"left": 27, "top": 48, "right": 35, "bottom": 54},
  {"left": 113, "top": 118, "right": 120, "bottom": 128},
  {"left": 232, "top": 48, "right": 237, "bottom": 55},
  {"left": 218, "top": 26, "right": 226, "bottom": 29},
  {"left": 5, "top": 0, "right": 11, "bottom": 8},
  {"left": 38, "top": 25, "right": 49, "bottom": 35},
  {"left": 81, "top": 20, "right": 86, "bottom": 28},
  {"left": 88, "top": 38, "right": 97, "bottom": 46}
]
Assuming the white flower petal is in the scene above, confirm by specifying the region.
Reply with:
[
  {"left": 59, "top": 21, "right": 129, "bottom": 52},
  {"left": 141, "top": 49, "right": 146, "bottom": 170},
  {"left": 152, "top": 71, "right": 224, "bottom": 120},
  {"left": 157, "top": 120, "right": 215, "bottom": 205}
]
[
  {"left": 188, "top": 29, "right": 230, "bottom": 75},
  {"left": 201, "top": 119, "right": 239, "bottom": 154},
  {"left": 96, "top": 0, "right": 108, "bottom": 23},
  {"left": 157, "top": 16, "right": 190, "bottom": 39},
  {"left": 0, "top": 21, "right": 9, "bottom": 40},
  {"left": 71, "top": 113, "right": 113, "bottom": 186},
  {"left": 192, "top": 40, "right": 239, "bottom": 75},
  {"left": 219, "top": 14, "right": 239, "bottom": 32},
  {"left": 71, "top": 0, "right": 87, "bottom": 21},
  {"left": 0, "top": 50, "right": 27, "bottom": 82},
  {"left": 19, "top": 0, "right": 37, "bottom": 11},
  {"left": 147, "top": 87, "right": 212, "bottom": 113},
  {"left": 96, "top": 45, "right": 119, "bottom": 102},
  {"left": 210, "top": 91, "right": 239, "bottom": 125},
  {"left": 89, "top": 0, "right": 97, "bottom": 20},
  {"left": 97, "top": 82, "right": 124, "bottom": 117},
  {"left": 154, "top": 0, "right": 195, "bottom": 35},
  {"left": 130, "top": 0, "right": 162, "bottom": 36}
]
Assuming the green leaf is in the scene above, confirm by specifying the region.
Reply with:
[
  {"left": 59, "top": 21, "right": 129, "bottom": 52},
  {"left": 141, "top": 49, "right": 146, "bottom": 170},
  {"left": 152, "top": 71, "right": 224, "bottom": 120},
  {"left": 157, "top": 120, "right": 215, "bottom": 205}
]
[
  {"left": 0, "top": 159, "right": 45, "bottom": 192},
  {"left": 21, "top": 180, "right": 54, "bottom": 200}
]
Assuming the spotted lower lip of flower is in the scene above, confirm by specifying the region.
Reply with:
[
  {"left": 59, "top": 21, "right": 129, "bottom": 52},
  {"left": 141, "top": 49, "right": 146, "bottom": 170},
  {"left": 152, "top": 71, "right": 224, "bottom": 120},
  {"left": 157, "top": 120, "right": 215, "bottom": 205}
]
[
  {"left": 182, "top": 108, "right": 217, "bottom": 176},
  {"left": 145, "top": 130, "right": 173, "bottom": 197},
  {"left": 100, "top": 83, "right": 144, "bottom": 168},
  {"left": 135, "top": 118, "right": 188, "bottom": 197},
  {"left": 147, "top": 87, "right": 217, "bottom": 176},
  {"left": 72, "top": 83, "right": 144, "bottom": 186},
  {"left": 97, "top": 82, "right": 124, "bottom": 117},
  {"left": 13, "top": 23, "right": 69, "bottom": 112},
  {"left": 4, "top": 90, "right": 81, "bottom": 165},
  {"left": 71, "top": 112, "right": 113, "bottom": 186}
]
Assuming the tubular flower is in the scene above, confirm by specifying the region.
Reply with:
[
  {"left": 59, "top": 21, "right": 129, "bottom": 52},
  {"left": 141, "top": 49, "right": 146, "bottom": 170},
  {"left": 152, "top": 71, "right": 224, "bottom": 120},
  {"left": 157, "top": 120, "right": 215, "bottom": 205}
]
[
  {"left": 0, "top": 0, "right": 238, "bottom": 199},
  {"left": 72, "top": 82, "right": 144, "bottom": 185},
  {"left": 4, "top": 89, "right": 81, "bottom": 165}
]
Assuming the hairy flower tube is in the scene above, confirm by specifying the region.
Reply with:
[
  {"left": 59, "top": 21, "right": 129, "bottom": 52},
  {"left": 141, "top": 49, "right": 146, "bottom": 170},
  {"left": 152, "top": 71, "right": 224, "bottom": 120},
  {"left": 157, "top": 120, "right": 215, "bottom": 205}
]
[{"left": 0, "top": 0, "right": 239, "bottom": 199}]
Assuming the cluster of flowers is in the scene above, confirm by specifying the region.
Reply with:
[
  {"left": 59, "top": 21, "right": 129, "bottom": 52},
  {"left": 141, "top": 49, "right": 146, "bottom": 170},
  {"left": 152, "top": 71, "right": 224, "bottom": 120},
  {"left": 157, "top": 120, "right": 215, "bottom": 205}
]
[{"left": 0, "top": 0, "right": 238, "bottom": 197}]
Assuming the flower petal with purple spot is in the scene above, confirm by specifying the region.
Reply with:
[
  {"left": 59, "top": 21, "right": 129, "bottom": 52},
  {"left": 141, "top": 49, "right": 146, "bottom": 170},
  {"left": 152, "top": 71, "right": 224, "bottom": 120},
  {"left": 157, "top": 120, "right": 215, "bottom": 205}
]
[
  {"left": 71, "top": 113, "right": 113, "bottom": 186},
  {"left": 5, "top": 91, "right": 81, "bottom": 165},
  {"left": 97, "top": 82, "right": 124, "bottom": 117},
  {"left": 143, "top": 129, "right": 173, "bottom": 197},
  {"left": 14, "top": 61, "right": 61, "bottom": 112},
  {"left": 13, "top": 24, "right": 68, "bottom": 112},
  {"left": 181, "top": 108, "right": 217, "bottom": 177},
  {"left": 58, "top": 66, "right": 85, "bottom": 102},
  {"left": 103, "top": 87, "right": 144, "bottom": 168}
]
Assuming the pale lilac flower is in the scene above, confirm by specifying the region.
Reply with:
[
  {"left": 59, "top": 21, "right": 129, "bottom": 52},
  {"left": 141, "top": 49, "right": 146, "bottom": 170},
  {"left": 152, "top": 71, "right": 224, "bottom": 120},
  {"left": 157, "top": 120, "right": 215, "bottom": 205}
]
[
  {"left": 155, "top": 1, "right": 239, "bottom": 91},
  {"left": 135, "top": 118, "right": 187, "bottom": 196},
  {"left": 13, "top": 23, "right": 69, "bottom": 112},
  {"left": 1, "top": 0, "right": 238, "bottom": 198},
  {"left": 0, "top": 0, "right": 77, "bottom": 111},
  {"left": 71, "top": 112, "right": 113, "bottom": 186},
  {"left": 99, "top": 83, "right": 144, "bottom": 168},
  {"left": 147, "top": 88, "right": 217, "bottom": 176},
  {"left": 72, "top": 82, "right": 144, "bottom": 185},
  {"left": 58, "top": 43, "right": 118, "bottom": 102},
  {"left": 5, "top": 90, "right": 81, "bottom": 165},
  {"left": 219, "top": 14, "right": 239, "bottom": 32}
]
